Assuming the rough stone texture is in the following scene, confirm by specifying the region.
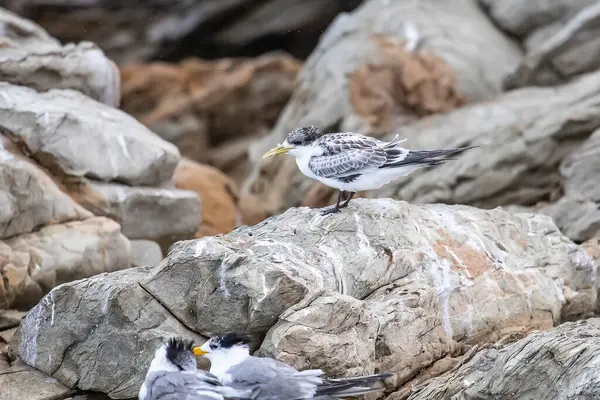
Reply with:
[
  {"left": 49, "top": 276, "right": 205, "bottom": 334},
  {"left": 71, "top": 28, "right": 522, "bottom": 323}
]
[
  {"left": 129, "top": 240, "right": 163, "bottom": 268},
  {"left": 0, "top": 217, "right": 131, "bottom": 311},
  {"left": 244, "top": 69, "right": 600, "bottom": 223},
  {"left": 0, "top": 7, "right": 120, "bottom": 106},
  {"left": 479, "top": 0, "right": 595, "bottom": 37},
  {"left": 541, "top": 128, "right": 600, "bottom": 241},
  {"left": 0, "top": 310, "right": 25, "bottom": 331},
  {"left": 72, "top": 181, "right": 201, "bottom": 241},
  {"left": 479, "top": 0, "right": 600, "bottom": 88},
  {"left": 12, "top": 266, "right": 204, "bottom": 399},
  {"left": 173, "top": 158, "right": 240, "bottom": 238},
  {"left": 0, "top": 83, "right": 180, "bottom": 187},
  {"left": 6, "top": 0, "right": 363, "bottom": 63},
  {"left": 120, "top": 54, "right": 301, "bottom": 181},
  {"left": 0, "top": 135, "right": 92, "bottom": 239},
  {"left": 12, "top": 199, "right": 598, "bottom": 398},
  {"left": 0, "top": 357, "right": 75, "bottom": 400},
  {"left": 407, "top": 318, "right": 600, "bottom": 400}
]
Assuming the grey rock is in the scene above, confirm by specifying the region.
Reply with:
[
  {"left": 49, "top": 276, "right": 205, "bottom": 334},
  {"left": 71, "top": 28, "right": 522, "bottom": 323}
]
[
  {"left": 0, "top": 217, "right": 131, "bottom": 310},
  {"left": 372, "top": 71, "right": 600, "bottom": 208},
  {"left": 0, "top": 7, "right": 120, "bottom": 106},
  {"left": 0, "top": 83, "right": 180, "bottom": 187},
  {"left": 0, "top": 5, "right": 61, "bottom": 52},
  {"left": 77, "top": 181, "right": 201, "bottom": 241},
  {"left": 12, "top": 266, "right": 204, "bottom": 399},
  {"left": 480, "top": 0, "right": 600, "bottom": 88},
  {"left": 540, "top": 197, "right": 600, "bottom": 242},
  {"left": 408, "top": 318, "right": 600, "bottom": 399},
  {"left": 0, "top": 310, "right": 25, "bottom": 330},
  {"left": 12, "top": 199, "right": 598, "bottom": 398},
  {"left": 560, "top": 128, "right": 600, "bottom": 202},
  {"left": 538, "top": 128, "right": 600, "bottom": 242},
  {"left": 479, "top": 0, "right": 595, "bottom": 37},
  {"left": 130, "top": 240, "right": 163, "bottom": 268},
  {"left": 0, "top": 358, "right": 75, "bottom": 400},
  {"left": 0, "top": 135, "right": 92, "bottom": 240}
]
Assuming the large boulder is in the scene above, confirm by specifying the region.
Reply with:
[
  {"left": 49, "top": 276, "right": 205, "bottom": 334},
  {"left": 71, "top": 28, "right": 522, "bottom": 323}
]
[
  {"left": 244, "top": 68, "right": 600, "bottom": 223},
  {"left": 0, "top": 83, "right": 180, "bottom": 187},
  {"left": 0, "top": 7, "right": 119, "bottom": 106},
  {"left": 0, "top": 217, "right": 130, "bottom": 310},
  {"left": 408, "top": 318, "right": 600, "bottom": 399},
  {"left": 479, "top": 0, "right": 600, "bottom": 88},
  {"left": 11, "top": 199, "right": 598, "bottom": 398},
  {"left": 15, "top": 266, "right": 204, "bottom": 398}
]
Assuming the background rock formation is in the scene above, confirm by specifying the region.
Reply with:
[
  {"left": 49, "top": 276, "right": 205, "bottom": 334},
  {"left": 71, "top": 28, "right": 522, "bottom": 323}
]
[
  {"left": 120, "top": 54, "right": 301, "bottom": 182},
  {"left": 0, "top": 8, "right": 120, "bottom": 106},
  {"left": 4, "top": 0, "right": 364, "bottom": 63}
]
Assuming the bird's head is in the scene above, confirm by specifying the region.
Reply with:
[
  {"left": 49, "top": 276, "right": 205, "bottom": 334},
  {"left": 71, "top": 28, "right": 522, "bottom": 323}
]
[
  {"left": 147, "top": 337, "right": 198, "bottom": 374},
  {"left": 262, "top": 126, "right": 324, "bottom": 159},
  {"left": 193, "top": 333, "right": 251, "bottom": 366}
]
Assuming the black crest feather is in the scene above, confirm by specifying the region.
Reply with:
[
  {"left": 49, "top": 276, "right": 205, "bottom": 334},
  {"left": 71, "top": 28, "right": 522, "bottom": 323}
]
[
  {"left": 286, "top": 126, "right": 324, "bottom": 146},
  {"left": 216, "top": 333, "right": 251, "bottom": 349},
  {"left": 165, "top": 337, "right": 194, "bottom": 363}
]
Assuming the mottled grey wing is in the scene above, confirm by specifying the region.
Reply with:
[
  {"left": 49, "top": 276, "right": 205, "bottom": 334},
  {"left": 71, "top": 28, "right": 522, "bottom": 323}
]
[
  {"left": 146, "top": 371, "right": 224, "bottom": 400},
  {"left": 309, "top": 136, "right": 387, "bottom": 178},
  {"left": 227, "top": 357, "right": 315, "bottom": 400}
]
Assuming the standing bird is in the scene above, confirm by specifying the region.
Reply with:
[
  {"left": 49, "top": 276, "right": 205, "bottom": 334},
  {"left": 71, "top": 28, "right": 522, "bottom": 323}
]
[
  {"left": 262, "top": 126, "right": 478, "bottom": 215},
  {"left": 193, "top": 333, "right": 393, "bottom": 399},
  {"left": 139, "top": 337, "right": 256, "bottom": 400}
]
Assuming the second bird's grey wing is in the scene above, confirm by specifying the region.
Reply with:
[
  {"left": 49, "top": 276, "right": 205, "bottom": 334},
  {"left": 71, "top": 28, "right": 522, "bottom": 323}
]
[
  {"left": 309, "top": 135, "right": 388, "bottom": 178},
  {"left": 144, "top": 371, "right": 225, "bottom": 400},
  {"left": 227, "top": 357, "right": 322, "bottom": 400}
]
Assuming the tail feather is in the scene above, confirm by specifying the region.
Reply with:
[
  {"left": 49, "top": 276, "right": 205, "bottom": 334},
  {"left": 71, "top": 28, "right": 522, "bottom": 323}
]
[
  {"left": 381, "top": 145, "right": 478, "bottom": 169},
  {"left": 315, "top": 373, "right": 393, "bottom": 398}
]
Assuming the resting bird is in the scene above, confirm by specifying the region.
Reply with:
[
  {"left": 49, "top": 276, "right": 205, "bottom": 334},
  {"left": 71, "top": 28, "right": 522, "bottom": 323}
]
[
  {"left": 262, "top": 126, "right": 477, "bottom": 215},
  {"left": 139, "top": 337, "right": 256, "bottom": 400},
  {"left": 193, "top": 333, "right": 393, "bottom": 399}
]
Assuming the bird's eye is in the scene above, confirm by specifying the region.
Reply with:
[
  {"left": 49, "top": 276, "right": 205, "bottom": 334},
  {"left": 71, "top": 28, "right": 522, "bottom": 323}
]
[{"left": 209, "top": 343, "right": 217, "bottom": 350}]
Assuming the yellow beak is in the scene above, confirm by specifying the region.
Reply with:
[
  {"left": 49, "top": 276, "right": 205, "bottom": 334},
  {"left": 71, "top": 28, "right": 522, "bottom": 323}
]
[
  {"left": 262, "top": 145, "right": 290, "bottom": 159},
  {"left": 193, "top": 347, "right": 208, "bottom": 356}
]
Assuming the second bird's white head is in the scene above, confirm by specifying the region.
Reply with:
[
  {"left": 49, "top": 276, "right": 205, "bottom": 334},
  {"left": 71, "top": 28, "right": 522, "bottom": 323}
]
[{"left": 193, "top": 333, "right": 252, "bottom": 379}]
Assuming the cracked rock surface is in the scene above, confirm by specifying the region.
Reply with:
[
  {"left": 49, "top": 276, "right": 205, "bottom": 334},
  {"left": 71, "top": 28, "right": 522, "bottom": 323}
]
[
  {"left": 11, "top": 199, "right": 598, "bottom": 398},
  {"left": 408, "top": 318, "right": 600, "bottom": 399}
]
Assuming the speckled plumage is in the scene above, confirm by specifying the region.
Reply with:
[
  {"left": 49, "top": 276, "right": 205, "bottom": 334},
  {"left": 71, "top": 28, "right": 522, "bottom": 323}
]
[{"left": 272, "top": 126, "right": 477, "bottom": 215}]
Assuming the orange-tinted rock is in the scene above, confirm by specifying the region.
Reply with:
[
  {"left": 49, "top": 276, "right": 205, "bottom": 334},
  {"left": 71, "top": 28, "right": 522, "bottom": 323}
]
[
  {"left": 349, "top": 34, "right": 466, "bottom": 132},
  {"left": 120, "top": 53, "right": 301, "bottom": 178},
  {"left": 173, "top": 158, "right": 240, "bottom": 238}
]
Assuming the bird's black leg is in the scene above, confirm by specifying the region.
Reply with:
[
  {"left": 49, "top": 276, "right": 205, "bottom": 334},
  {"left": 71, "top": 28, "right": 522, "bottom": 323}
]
[
  {"left": 339, "top": 192, "right": 356, "bottom": 209},
  {"left": 320, "top": 190, "right": 345, "bottom": 216}
]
